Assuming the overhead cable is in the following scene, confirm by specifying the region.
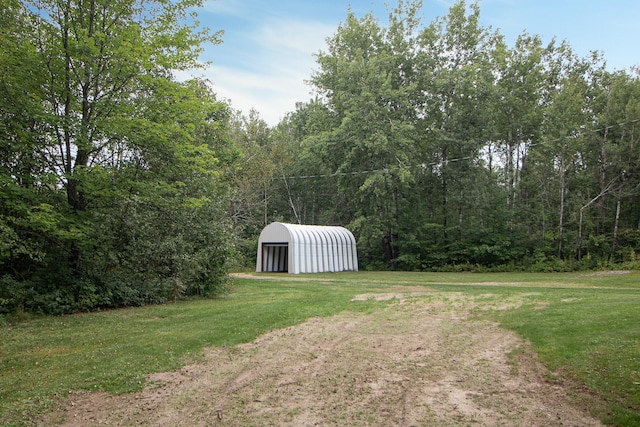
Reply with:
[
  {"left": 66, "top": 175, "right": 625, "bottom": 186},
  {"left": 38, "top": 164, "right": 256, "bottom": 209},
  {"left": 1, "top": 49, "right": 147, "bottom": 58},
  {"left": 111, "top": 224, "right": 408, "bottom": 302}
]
[{"left": 276, "top": 118, "right": 640, "bottom": 181}]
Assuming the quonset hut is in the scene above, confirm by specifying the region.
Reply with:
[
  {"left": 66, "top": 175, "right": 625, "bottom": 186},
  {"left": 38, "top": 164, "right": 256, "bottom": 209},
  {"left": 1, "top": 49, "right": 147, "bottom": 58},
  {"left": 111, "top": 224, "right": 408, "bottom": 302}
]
[{"left": 256, "top": 222, "right": 358, "bottom": 274}]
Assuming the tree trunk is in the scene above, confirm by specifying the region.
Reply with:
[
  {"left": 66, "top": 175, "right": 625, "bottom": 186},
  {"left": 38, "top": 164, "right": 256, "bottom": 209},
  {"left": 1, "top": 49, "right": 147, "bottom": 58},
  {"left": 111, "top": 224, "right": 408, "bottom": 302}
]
[
  {"left": 263, "top": 186, "right": 268, "bottom": 226},
  {"left": 441, "top": 147, "right": 449, "bottom": 242},
  {"left": 558, "top": 160, "right": 566, "bottom": 259},
  {"left": 598, "top": 123, "right": 610, "bottom": 233},
  {"left": 282, "top": 173, "right": 300, "bottom": 224},
  {"left": 507, "top": 129, "right": 514, "bottom": 208},
  {"left": 578, "top": 207, "right": 584, "bottom": 260},
  {"left": 66, "top": 149, "right": 89, "bottom": 210},
  {"left": 612, "top": 197, "right": 621, "bottom": 257}
]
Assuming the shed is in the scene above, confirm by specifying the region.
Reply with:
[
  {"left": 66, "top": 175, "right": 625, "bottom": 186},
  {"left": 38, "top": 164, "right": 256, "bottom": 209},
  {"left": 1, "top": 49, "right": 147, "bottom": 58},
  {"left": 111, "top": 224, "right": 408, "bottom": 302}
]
[{"left": 256, "top": 222, "right": 358, "bottom": 274}]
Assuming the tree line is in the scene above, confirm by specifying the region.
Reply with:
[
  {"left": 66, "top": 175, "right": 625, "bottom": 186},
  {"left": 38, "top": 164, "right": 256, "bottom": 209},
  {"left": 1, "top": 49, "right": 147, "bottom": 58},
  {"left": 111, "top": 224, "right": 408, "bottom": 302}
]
[
  {"left": 237, "top": 1, "right": 640, "bottom": 272},
  {"left": 1, "top": 0, "right": 639, "bottom": 315}
]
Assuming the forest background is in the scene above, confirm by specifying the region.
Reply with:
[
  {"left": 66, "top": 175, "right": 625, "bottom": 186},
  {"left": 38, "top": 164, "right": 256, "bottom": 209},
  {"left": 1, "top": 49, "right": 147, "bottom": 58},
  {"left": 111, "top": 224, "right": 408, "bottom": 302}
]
[{"left": 1, "top": 0, "right": 639, "bottom": 315}]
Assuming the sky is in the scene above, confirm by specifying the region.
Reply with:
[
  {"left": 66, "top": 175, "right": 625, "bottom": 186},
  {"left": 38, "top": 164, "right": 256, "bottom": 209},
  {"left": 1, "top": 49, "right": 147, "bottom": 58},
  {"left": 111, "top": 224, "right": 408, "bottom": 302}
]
[{"left": 182, "top": 0, "right": 640, "bottom": 126}]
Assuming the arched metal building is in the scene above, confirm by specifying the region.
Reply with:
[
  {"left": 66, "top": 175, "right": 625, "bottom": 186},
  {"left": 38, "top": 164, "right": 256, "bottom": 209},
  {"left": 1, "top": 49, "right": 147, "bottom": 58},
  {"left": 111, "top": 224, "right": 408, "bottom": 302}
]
[{"left": 256, "top": 222, "right": 358, "bottom": 274}]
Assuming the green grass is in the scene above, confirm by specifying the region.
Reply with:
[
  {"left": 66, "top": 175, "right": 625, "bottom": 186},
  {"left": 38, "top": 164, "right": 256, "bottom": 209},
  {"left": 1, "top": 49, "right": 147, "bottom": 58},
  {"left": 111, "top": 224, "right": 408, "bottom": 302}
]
[
  {"left": 0, "top": 274, "right": 384, "bottom": 425},
  {"left": 1, "top": 271, "right": 639, "bottom": 426},
  {"left": 488, "top": 284, "right": 640, "bottom": 426}
]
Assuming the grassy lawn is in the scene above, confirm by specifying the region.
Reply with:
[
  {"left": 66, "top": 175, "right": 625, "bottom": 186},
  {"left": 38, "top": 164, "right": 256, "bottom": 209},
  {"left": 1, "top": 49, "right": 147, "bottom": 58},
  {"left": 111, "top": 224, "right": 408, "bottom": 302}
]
[{"left": 1, "top": 271, "right": 639, "bottom": 426}]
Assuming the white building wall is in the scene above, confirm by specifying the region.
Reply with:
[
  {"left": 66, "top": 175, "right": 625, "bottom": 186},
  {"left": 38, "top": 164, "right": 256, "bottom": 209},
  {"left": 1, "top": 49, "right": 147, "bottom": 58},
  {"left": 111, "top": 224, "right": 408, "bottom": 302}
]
[{"left": 256, "top": 222, "right": 358, "bottom": 274}]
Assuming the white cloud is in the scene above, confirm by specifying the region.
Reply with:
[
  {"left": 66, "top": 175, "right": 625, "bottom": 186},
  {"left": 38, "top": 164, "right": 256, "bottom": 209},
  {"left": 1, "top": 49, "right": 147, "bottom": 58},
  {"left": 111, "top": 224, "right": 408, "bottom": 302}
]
[
  {"left": 195, "top": 62, "right": 316, "bottom": 126},
  {"left": 195, "top": 17, "right": 335, "bottom": 125},
  {"left": 200, "top": 0, "right": 245, "bottom": 17},
  {"left": 191, "top": 0, "right": 640, "bottom": 127},
  {"left": 254, "top": 19, "right": 334, "bottom": 56}
]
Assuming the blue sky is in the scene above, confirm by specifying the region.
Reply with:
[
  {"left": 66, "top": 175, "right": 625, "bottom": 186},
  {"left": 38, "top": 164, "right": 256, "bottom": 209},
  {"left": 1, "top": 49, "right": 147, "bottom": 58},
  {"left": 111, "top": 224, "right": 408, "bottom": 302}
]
[{"left": 183, "top": 0, "right": 640, "bottom": 125}]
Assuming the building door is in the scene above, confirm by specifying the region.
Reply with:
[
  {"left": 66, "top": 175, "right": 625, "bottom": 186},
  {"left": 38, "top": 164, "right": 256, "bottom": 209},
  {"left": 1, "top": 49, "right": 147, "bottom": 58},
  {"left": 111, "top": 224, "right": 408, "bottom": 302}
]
[{"left": 262, "top": 243, "right": 288, "bottom": 272}]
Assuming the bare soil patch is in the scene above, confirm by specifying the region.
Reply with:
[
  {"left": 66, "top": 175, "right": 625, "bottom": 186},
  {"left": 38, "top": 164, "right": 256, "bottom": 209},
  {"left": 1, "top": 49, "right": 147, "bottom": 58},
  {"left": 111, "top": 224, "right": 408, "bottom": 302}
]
[{"left": 49, "top": 292, "right": 602, "bottom": 426}]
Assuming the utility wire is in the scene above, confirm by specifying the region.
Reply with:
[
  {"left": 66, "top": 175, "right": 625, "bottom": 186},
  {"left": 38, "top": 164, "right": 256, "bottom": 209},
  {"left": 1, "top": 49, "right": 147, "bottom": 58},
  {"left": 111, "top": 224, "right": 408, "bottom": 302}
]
[{"left": 275, "top": 118, "right": 640, "bottom": 181}]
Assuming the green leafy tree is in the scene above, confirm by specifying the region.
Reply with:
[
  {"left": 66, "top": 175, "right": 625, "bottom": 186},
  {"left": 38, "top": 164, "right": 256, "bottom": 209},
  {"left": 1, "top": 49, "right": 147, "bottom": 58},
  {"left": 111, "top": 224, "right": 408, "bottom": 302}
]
[
  {"left": 224, "top": 109, "right": 276, "bottom": 264},
  {"left": 517, "top": 43, "right": 593, "bottom": 262},
  {"left": 583, "top": 69, "right": 640, "bottom": 261},
  {"left": 491, "top": 33, "right": 547, "bottom": 209},
  {"left": 0, "top": 0, "right": 232, "bottom": 314},
  {"left": 410, "top": 1, "right": 512, "bottom": 266},
  {"left": 272, "top": 100, "right": 343, "bottom": 226},
  {"left": 311, "top": 2, "right": 422, "bottom": 266}
]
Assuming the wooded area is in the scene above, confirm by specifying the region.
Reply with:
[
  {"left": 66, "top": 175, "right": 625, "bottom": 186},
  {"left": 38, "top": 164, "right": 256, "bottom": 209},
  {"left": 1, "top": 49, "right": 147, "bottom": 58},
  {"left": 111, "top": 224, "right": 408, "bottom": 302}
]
[{"left": 2, "top": 0, "right": 639, "bottom": 314}]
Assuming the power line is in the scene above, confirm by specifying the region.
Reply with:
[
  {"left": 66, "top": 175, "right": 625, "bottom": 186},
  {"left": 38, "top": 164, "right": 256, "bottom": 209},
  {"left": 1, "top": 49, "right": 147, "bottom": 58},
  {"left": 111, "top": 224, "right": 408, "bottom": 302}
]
[{"left": 275, "top": 118, "right": 640, "bottom": 181}]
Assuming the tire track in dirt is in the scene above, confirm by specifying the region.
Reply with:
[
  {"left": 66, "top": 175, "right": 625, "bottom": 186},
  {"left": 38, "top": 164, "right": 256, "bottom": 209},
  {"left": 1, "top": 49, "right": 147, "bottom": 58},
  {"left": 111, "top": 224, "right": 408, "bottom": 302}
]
[{"left": 50, "top": 292, "right": 603, "bottom": 426}]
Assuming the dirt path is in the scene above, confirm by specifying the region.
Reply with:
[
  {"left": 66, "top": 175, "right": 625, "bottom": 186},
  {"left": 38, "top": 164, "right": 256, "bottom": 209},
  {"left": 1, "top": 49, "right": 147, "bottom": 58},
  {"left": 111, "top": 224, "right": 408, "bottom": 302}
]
[{"left": 51, "top": 291, "right": 603, "bottom": 426}]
